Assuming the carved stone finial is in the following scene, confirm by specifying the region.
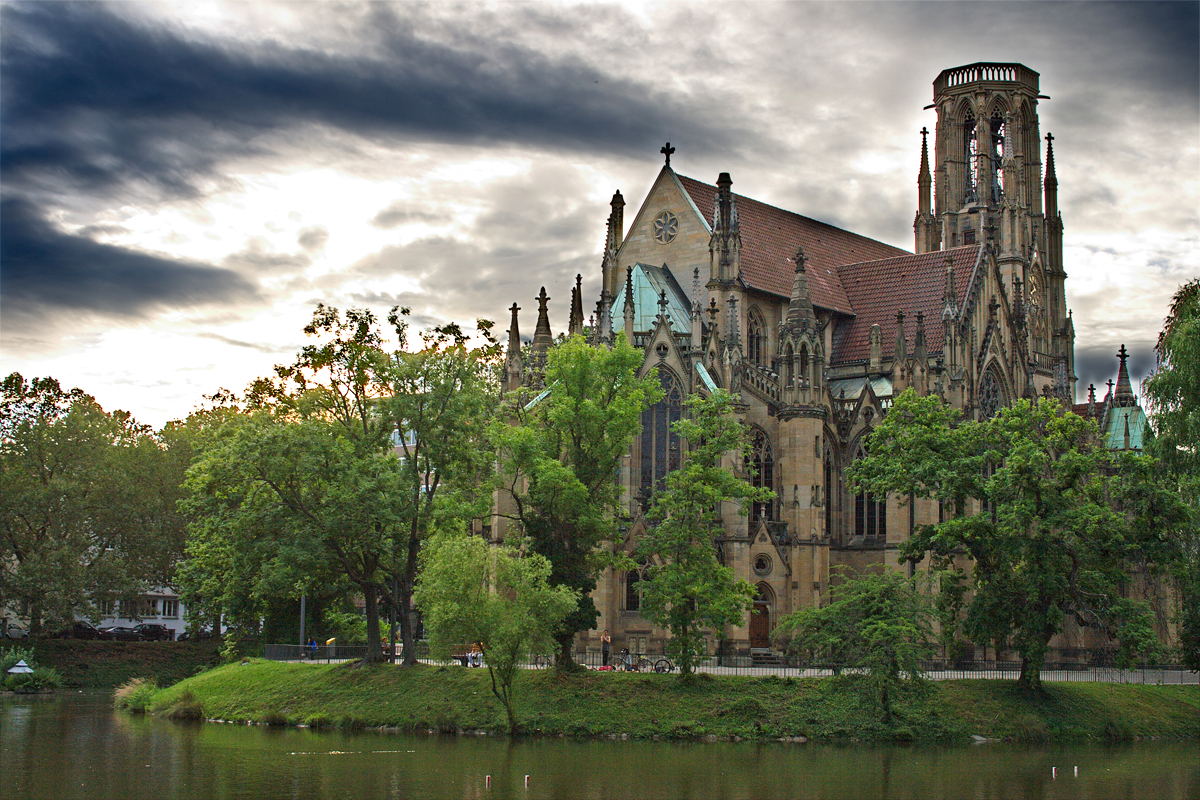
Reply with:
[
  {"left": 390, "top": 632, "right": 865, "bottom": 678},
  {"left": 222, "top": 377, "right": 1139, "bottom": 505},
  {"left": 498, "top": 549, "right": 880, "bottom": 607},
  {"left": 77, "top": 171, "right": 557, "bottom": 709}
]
[{"left": 792, "top": 245, "right": 807, "bottom": 273}]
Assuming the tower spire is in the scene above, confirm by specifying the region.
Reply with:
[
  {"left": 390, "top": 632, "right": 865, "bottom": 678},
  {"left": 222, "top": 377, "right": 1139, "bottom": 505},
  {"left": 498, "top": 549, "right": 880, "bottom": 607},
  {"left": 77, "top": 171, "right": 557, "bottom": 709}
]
[
  {"left": 531, "top": 287, "right": 553, "bottom": 360},
  {"left": 1114, "top": 343, "right": 1135, "bottom": 406},
  {"left": 783, "top": 246, "right": 817, "bottom": 333},
  {"left": 915, "top": 126, "right": 936, "bottom": 253},
  {"left": 568, "top": 274, "right": 584, "bottom": 336},
  {"left": 505, "top": 302, "right": 523, "bottom": 390}
]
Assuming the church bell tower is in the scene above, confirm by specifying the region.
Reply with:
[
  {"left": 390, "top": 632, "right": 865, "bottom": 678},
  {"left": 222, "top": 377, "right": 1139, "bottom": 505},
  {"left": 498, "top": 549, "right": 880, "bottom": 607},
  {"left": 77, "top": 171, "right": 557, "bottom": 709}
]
[{"left": 916, "top": 62, "right": 1072, "bottom": 399}]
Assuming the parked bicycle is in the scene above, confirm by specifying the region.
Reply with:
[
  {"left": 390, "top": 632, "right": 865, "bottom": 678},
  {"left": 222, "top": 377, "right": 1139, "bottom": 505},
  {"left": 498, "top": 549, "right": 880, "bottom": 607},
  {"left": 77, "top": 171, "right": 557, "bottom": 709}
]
[{"left": 613, "top": 649, "right": 674, "bottom": 673}]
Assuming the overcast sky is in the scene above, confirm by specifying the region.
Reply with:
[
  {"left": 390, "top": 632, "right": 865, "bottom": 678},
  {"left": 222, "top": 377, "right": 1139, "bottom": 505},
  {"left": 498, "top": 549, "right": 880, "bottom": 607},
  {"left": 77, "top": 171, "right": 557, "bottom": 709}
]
[{"left": 2, "top": 1, "right": 1196, "bottom": 427}]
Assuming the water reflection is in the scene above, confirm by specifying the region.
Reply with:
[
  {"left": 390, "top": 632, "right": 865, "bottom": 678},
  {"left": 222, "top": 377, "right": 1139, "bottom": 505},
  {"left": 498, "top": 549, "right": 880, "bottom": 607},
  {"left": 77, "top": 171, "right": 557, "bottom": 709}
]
[{"left": 2, "top": 692, "right": 1197, "bottom": 800}]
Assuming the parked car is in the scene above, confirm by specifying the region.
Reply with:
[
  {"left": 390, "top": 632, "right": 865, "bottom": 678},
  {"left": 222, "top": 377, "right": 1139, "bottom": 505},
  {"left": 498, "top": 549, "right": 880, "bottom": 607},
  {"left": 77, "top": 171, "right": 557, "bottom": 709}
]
[
  {"left": 2, "top": 622, "right": 30, "bottom": 640},
  {"left": 56, "top": 620, "right": 101, "bottom": 639},
  {"left": 133, "top": 623, "right": 173, "bottom": 641},
  {"left": 99, "top": 626, "right": 144, "bottom": 641},
  {"left": 177, "top": 628, "right": 214, "bottom": 641}
]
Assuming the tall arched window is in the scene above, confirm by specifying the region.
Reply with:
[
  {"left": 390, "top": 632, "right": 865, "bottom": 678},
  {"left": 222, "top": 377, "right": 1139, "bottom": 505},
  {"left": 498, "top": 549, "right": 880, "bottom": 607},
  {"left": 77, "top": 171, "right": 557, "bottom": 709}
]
[
  {"left": 625, "top": 570, "right": 641, "bottom": 612},
  {"left": 962, "top": 110, "right": 977, "bottom": 203},
  {"left": 747, "top": 311, "right": 766, "bottom": 367},
  {"left": 989, "top": 112, "right": 1005, "bottom": 203},
  {"left": 853, "top": 441, "right": 886, "bottom": 540},
  {"left": 748, "top": 429, "right": 775, "bottom": 521},
  {"left": 640, "top": 370, "right": 683, "bottom": 497},
  {"left": 798, "top": 344, "right": 809, "bottom": 386},
  {"left": 824, "top": 448, "right": 833, "bottom": 539}
]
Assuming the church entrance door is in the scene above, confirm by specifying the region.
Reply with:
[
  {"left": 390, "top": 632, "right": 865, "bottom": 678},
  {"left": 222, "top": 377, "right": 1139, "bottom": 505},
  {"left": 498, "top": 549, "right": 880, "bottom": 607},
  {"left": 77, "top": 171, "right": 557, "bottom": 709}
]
[{"left": 749, "top": 602, "right": 770, "bottom": 648}]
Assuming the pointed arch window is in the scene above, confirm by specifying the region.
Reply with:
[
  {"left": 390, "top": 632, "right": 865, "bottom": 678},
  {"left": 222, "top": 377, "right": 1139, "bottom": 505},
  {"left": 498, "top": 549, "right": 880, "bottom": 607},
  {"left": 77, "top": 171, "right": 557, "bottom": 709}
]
[
  {"left": 798, "top": 344, "right": 810, "bottom": 387},
  {"left": 963, "top": 110, "right": 978, "bottom": 203},
  {"left": 989, "top": 112, "right": 1005, "bottom": 203},
  {"left": 747, "top": 429, "right": 775, "bottom": 521},
  {"left": 853, "top": 441, "right": 886, "bottom": 540},
  {"left": 824, "top": 447, "right": 834, "bottom": 539},
  {"left": 747, "top": 311, "right": 767, "bottom": 367},
  {"left": 625, "top": 570, "right": 642, "bottom": 612},
  {"left": 640, "top": 369, "right": 683, "bottom": 498}
]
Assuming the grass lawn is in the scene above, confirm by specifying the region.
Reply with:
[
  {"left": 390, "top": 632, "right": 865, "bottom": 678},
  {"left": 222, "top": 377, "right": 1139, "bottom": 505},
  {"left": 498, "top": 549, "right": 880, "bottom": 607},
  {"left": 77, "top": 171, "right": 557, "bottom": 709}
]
[{"left": 130, "top": 659, "right": 1200, "bottom": 744}]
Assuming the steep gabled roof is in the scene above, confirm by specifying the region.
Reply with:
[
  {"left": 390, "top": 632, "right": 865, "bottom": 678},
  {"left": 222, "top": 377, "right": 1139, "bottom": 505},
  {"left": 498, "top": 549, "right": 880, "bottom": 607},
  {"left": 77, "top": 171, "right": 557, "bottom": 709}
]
[
  {"left": 675, "top": 174, "right": 908, "bottom": 313},
  {"left": 831, "top": 245, "right": 982, "bottom": 363}
]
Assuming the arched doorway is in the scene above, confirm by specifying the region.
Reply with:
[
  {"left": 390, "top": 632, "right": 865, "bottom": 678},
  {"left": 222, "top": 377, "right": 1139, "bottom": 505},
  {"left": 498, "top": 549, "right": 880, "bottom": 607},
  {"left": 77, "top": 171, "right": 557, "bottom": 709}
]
[{"left": 749, "top": 584, "right": 773, "bottom": 649}]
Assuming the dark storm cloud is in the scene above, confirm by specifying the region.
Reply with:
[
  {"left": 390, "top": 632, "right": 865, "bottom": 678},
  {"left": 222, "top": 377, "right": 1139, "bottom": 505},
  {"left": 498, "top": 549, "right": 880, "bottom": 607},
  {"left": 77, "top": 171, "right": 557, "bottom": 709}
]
[
  {"left": 1075, "top": 342, "right": 1156, "bottom": 398},
  {"left": 0, "top": 196, "right": 259, "bottom": 317},
  {"left": 1, "top": 2, "right": 746, "bottom": 203}
]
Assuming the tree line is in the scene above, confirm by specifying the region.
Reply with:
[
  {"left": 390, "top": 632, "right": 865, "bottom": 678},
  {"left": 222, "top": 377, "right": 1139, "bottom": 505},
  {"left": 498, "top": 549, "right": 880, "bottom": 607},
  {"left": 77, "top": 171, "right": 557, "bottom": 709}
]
[{"left": 3, "top": 280, "right": 1197, "bottom": 714}]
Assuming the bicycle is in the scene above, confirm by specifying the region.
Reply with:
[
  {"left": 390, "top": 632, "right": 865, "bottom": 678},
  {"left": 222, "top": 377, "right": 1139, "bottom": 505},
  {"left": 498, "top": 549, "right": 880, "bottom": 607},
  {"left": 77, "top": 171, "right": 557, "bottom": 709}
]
[{"left": 614, "top": 650, "right": 673, "bottom": 673}]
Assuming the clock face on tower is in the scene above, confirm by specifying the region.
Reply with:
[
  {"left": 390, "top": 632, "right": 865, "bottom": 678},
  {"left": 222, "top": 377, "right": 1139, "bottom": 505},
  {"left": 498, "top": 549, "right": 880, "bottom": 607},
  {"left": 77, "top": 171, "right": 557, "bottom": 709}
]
[{"left": 653, "top": 210, "right": 678, "bottom": 244}]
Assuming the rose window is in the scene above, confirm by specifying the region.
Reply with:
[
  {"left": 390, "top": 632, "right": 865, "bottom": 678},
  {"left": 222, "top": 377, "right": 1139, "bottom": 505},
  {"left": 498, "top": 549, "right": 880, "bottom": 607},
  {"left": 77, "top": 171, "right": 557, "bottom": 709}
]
[{"left": 653, "top": 211, "right": 678, "bottom": 244}]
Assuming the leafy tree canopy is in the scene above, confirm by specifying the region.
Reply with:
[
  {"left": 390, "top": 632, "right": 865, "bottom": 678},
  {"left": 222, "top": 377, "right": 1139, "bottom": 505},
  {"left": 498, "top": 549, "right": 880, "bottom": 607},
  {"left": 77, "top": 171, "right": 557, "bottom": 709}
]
[
  {"left": 492, "top": 335, "right": 661, "bottom": 667},
  {"left": 1, "top": 373, "right": 188, "bottom": 631},
  {"left": 851, "top": 390, "right": 1190, "bottom": 688},
  {"left": 414, "top": 532, "right": 577, "bottom": 732},
  {"left": 635, "top": 390, "right": 769, "bottom": 676},
  {"left": 1142, "top": 278, "right": 1200, "bottom": 668},
  {"left": 774, "top": 569, "right": 936, "bottom": 720},
  {"left": 180, "top": 306, "right": 499, "bottom": 662}
]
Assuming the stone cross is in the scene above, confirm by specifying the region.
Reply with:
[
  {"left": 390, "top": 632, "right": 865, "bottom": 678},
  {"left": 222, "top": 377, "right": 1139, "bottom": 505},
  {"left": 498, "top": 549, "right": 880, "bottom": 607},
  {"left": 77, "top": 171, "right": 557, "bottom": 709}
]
[{"left": 661, "top": 142, "right": 676, "bottom": 167}]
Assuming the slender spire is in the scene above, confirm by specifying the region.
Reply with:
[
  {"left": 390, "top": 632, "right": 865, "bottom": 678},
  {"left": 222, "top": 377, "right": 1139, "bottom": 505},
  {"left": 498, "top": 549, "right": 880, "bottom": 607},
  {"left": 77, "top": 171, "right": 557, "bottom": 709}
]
[
  {"left": 894, "top": 311, "right": 907, "bottom": 362},
  {"left": 505, "top": 302, "right": 523, "bottom": 388},
  {"left": 917, "top": 126, "right": 932, "bottom": 216},
  {"left": 531, "top": 287, "right": 553, "bottom": 357},
  {"left": 783, "top": 245, "right": 817, "bottom": 333},
  {"left": 568, "top": 274, "right": 584, "bottom": 336},
  {"left": 941, "top": 255, "right": 958, "bottom": 321},
  {"left": 1044, "top": 132, "right": 1059, "bottom": 218},
  {"left": 1114, "top": 343, "right": 1135, "bottom": 406},
  {"left": 711, "top": 172, "right": 741, "bottom": 282}
]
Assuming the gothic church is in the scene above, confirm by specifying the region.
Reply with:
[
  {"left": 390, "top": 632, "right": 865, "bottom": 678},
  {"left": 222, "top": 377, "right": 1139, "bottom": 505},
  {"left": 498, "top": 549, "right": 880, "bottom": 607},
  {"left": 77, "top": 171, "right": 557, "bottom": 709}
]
[{"left": 502, "top": 63, "right": 1083, "bottom": 659}]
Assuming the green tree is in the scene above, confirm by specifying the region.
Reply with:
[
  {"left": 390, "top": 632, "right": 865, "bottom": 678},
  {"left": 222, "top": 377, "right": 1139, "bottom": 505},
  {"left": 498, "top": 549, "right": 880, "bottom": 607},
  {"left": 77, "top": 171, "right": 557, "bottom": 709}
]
[
  {"left": 1142, "top": 278, "right": 1200, "bottom": 668},
  {"left": 181, "top": 306, "right": 498, "bottom": 662},
  {"left": 381, "top": 318, "right": 502, "bottom": 665},
  {"left": 492, "top": 335, "right": 660, "bottom": 668},
  {"left": 851, "top": 390, "right": 1189, "bottom": 689},
  {"left": 635, "top": 390, "right": 770, "bottom": 676},
  {"left": 414, "top": 532, "right": 577, "bottom": 732},
  {"left": 0, "top": 374, "right": 188, "bottom": 631},
  {"left": 773, "top": 570, "right": 935, "bottom": 721}
]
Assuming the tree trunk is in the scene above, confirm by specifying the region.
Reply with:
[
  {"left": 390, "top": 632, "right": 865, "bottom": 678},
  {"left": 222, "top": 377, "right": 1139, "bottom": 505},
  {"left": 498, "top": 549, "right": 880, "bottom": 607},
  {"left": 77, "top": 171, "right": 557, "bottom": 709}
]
[
  {"left": 554, "top": 631, "right": 578, "bottom": 671},
  {"left": 400, "top": 551, "right": 420, "bottom": 666},
  {"left": 362, "top": 581, "right": 380, "bottom": 664}
]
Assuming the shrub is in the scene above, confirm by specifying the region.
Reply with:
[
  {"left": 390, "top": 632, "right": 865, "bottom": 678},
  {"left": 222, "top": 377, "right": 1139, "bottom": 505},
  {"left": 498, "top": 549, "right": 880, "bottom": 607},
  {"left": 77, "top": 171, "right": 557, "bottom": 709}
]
[
  {"left": 165, "top": 690, "right": 203, "bottom": 721},
  {"left": 114, "top": 678, "right": 158, "bottom": 712},
  {"left": 5, "top": 668, "right": 62, "bottom": 693},
  {"left": 0, "top": 645, "right": 36, "bottom": 674}
]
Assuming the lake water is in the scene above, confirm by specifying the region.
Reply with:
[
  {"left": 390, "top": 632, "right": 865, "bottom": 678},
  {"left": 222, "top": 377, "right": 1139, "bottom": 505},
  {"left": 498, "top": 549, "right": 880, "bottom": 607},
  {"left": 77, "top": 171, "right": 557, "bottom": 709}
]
[{"left": 2, "top": 692, "right": 1197, "bottom": 800}]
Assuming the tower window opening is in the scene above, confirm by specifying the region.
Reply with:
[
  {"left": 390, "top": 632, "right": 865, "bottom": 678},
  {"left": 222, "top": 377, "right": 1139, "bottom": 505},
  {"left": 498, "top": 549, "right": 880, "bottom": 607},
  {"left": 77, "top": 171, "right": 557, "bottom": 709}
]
[
  {"left": 963, "top": 113, "right": 978, "bottom": 204},
  {"left": 989, "top": 113, "right": 1005, "bottom": 203}
]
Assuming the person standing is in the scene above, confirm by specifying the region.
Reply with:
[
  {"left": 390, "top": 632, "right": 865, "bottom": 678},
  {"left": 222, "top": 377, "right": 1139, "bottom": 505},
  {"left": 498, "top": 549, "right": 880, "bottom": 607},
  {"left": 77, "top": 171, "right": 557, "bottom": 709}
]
[{"left": 601, "top": 630, "right": 611, "bottom": 667}]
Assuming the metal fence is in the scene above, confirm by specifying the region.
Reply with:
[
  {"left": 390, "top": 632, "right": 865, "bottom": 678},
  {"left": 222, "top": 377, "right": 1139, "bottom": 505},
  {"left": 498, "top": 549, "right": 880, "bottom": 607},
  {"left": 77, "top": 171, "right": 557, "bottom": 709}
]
[{"left": 262, "top": 643, "right": 1197, "bottom": 684}]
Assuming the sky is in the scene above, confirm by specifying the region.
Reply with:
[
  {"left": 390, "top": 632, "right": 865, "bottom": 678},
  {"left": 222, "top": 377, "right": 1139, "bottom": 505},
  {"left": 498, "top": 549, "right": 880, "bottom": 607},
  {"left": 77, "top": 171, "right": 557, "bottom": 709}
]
[{"left": 2, "top": 1, "right": 1197, "bottom": 427}]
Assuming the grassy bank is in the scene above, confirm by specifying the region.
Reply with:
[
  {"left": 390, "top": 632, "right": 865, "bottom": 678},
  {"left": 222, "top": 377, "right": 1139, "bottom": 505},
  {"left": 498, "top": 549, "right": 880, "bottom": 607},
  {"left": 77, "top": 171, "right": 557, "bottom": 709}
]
[
  {"left": 1, "top": 640, "right": 221, "bottom": 689},
  {"left": 136, "top": 660, "right": 1200, "bottom": 744}
]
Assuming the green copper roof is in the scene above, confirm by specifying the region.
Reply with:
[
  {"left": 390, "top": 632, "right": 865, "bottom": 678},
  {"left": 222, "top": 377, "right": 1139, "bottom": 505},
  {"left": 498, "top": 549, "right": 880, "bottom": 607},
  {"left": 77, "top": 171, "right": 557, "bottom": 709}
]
[
  {"left": 1103, "top": 405, "right": 1146, "bottom": 452},
  {"left": 612, "top": 263, "right": 693, "bottom": 335}
]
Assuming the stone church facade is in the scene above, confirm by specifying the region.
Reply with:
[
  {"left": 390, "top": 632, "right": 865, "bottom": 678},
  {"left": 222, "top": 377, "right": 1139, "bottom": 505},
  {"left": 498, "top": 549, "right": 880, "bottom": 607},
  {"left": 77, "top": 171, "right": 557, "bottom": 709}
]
[{"left": 501, "top": 63, "right": 1092, "bottom": 659}]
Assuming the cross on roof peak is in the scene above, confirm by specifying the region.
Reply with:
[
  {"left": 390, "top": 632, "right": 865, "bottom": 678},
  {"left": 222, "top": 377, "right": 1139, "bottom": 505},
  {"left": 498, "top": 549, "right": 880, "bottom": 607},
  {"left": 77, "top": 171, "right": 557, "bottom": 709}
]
[{"left": 660, "top": 142, "right": 676, "bottom": 167}]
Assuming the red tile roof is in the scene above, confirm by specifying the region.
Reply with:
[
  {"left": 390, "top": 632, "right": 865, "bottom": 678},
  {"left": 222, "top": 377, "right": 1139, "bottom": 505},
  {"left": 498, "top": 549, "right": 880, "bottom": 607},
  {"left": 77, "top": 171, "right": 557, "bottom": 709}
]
[
  {"left": 831, "top": 246, "right": 982, "bottom": 363},
  {"left": 676, "top": 174, "right": 908, "bottom": 314}
]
